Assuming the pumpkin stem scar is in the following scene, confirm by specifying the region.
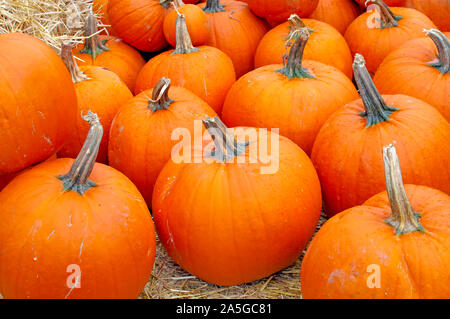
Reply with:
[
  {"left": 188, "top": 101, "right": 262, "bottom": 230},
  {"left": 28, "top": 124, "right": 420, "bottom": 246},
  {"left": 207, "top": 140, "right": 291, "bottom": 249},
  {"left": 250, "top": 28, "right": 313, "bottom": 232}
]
[
  {"left": 60, "top": 43, "right": 89, "bottom": 83},
  {"left": 78, "top": 15, "right": 110, "bottom": 60},
  {"left": 366, "top": 0, "right": 402, "bottom": 28},
  {"left": 202, "top": 116, "right": 249, "bottom": 162},
  {"left": 353, "top": 54, "right": 398, "bottom": 127},
  {"left": 203, "top": 0, "right": 226, "bottom": 13},
  {"left": 172, "top": 13, "right": 200, "bottom": 54},
  {"left": 57, "top": 111, "right": 102, "bottom": 195},
  {"left": 147, "top": 77, "right": 175, "bottom": 112},
  {"left": 382, "top": 145, "right": 426, "bottom": 235},
  {"left": 425, "top": 29, "right": 450, "bottom": 74}
]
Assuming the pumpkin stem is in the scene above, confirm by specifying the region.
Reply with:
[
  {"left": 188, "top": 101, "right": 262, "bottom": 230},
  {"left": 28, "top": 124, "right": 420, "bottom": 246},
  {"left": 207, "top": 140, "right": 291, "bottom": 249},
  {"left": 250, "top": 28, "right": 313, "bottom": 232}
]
[
  {"left": 277, "top": 27, "right": 315, "bottom": 79},
  {"left": 172, "top": 13, "right": 200, "bottom": 54},
  {"left": 383, "top": 145, "right": 426, "bottom": 235},
  {"left": 202, "top": 116, "right": 249, "bottom": 162},
  {"left": 160, "top": 0, "right": 173, "bottom": 9},
  {"left": 57, "top": 111, "right": 103, "bottom": 195},
  {"left": 172, "top": 0, "right": 185, "bottom": 8},
  {"left": 203, "top": 0, "right": 225, "bottom": 13},
  {"left": 353, "top": 54, "right": 398, "bottom": 127},
  {"left": 60, "top": 43, "right": 89, "bottom": 83},
  {"left": 78, "top": 15, "right": 110, "bottom": 60},
  {"left": 366, "top": 0, "right": 402, "bottom": 28},
  {"left": 286, "top": 14, "right": 314, "bottom": 39},
  {"left": 425, "top": 29, "right": 450, "bottom": 74},
  {"left": 148, "top": 77, "right": 175, "bottom": 112}
]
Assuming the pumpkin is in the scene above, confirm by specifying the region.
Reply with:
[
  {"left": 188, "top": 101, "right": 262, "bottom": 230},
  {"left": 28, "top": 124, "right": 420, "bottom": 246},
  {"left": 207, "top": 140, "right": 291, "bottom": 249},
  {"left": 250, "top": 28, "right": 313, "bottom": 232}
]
[
  {"left": 301, "top": 144, "right": 450, "bottom": 299},
  {"left": 374, "top": 29, "right": 450, "bottom": 121},
  {"left": 73, "top": 15, "right": 146, "bottom": 92},
  {"left": 0, "top": 33, "right": 77, "bottom": 175},
  {"left": 311, "top": 54, "right": 450, "bottom": 217},
  {"left": 0, "top": 112, "right": 156, "bottom": 298},
  {"left": 344, "top": 0, "right": 436, "bottom": 74},
  {"left": 135, "top": 13, "right": 236, "bottom": 113},
  {"left": 355, "top": 0, "right": 406, "bottom": 6},
  {"left": 109, "top": 77, "right": 217, "bottom": 205},
  {"left": 152, "top": 116, "right": 322, "bottom": 286},
  {"left": 57, "top": 44, "right": 133, "bottom": 164},
  {"left": 309, "top": 0, "right": 361, "bottom": 35},
  {"left": 198, "top": 0, "right": 269, "bottom": 78},
  {"left": 222, "top": 28, "right": 358, "bottom": 155},
  {"left": 245, "top": 0, "right": 319, "bottom": 23},
  {"left": 403, "top": 0, "right": 449, "bottom": 31},
  {"left": 254, "top": 14, "right": 353, "bottom": 79},
  {"left": 93, "top": 0, "right": 116, "bottom": 35},
  {"left": 108, "top": 0, "right": 170, "bottom": 52}
]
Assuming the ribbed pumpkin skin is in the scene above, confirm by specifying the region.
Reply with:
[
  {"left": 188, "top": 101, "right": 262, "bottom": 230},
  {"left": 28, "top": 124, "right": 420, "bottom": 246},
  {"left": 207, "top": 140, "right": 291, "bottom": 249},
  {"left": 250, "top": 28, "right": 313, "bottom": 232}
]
[
  {"left": 221, "top": 61, "right": 358, "bottom": 155},
  {"left": 153, "top": 130, "right": 322, "bottom": 286},
  {"left": 301, "top": 185, "right": 450, "bottom": 299},
  {"left": 74, "top": 36, "right": 146, "bottom": 92},
  {"left": 374, "top": 33, "right": 450, "bottom": 121},
  {"left": 134, "top": 46, "right": 236, "bottom": 113},
  {"left": 246, "top": 0, "right": 319, "bottom": 22},
  {"left": 108, "top": 0, "right": 169, "bottom": 52},
  {"left": 311, "top": 95, "right": 450, "bottom": 217},
  {"left": 254, "top": 18, "right": 353, "bottom": 78},
  {"left": 309, "top": 0, "right": 361, "bottom": 35},
  {"left": 0, "top": 159, "right": 156, "bottom": 298},
  {"left": 198, "top": 0, "right": 269, "bottom": 78},
  {"left": 405, "top": 0, "right": 449, "bottom": 31},
  {"left": 0, "top": 33, "right": 77, "bottom": 175},
  {"left": 58, "top": 67, "right": 133, "bottom": 163},
  {"left": 108, "top": 86, "right": 217, "bottom": 205},
  {"left": 344, "top": 7, "right": 436, "bottom": 74}
]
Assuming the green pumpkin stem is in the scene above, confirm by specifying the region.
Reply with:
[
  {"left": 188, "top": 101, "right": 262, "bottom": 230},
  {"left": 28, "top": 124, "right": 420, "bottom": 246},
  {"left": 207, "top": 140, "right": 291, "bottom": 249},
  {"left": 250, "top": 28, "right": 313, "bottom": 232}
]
[
  {"left": 58, "top": 111, "right": 103, "bottom": 195},
  {"left": 353, "top": 54, "right": 398, "bottom": 127},
  {"left": 172, "top": 13, "right": 200, "bottom": 54},
  {"left": 148, "top": 78, "right": 174, "bottom": 112},
  {"left": 78, "top": 15, "right": 109, "bottom": 60},
  {"left": 203, "top": 0, "right": 225, "bottom": 13},
  {"left": 383, "top": 145, "right": 426, "bottom": 235},
  {"left": 366, "top": 0, "right": 402, "bottom": 28},
  {"left": 159, "top": 0, "right": 173, "bottom": 9},
  {"left": 202, "top": 116, "right": 249, "bottom": 162},
  {"left": 425, "top": 29, "right": 450, "bottom": 74},
  {"left": 60, "top": 43, "right": 88, "bottom": 83}
]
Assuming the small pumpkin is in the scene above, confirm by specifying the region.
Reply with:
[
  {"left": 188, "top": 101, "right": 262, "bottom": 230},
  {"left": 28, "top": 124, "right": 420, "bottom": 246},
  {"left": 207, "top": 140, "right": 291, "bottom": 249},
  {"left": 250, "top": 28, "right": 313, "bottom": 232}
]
[
  {"left": 135, "top": 13, "right": 236, "bottom": 113},
  {"left": 0, "top": 112, "right": 156, "bottom": 298},
  {"left": 374, "top": 29, "right": 450, "bottom": 121},
  {"left": 153, "top": 116, "right": 322, "bottom": 286},
  {"left": 245, "top": 0, "right": 319, "bottom": 23},
  {"left": 344, "top": 0, "right": 436, "bottom": 74},
  {"left": 309, "top": 0, "right": 361, "bottom": 35},
  {"left": 222, "top": 28, "right": 358, "bottom": 155},
  {"left": 404, "top": 0, "right": 449, "bottom": 31},
  {"left": 301, "top": 144, "right": 450, "bottom": 299},
  {"left": 255, "top": 14, "right": 353, "bottom": 78},
  {"left": 311, "top": 54, "right": 450, "bottom": 217}
]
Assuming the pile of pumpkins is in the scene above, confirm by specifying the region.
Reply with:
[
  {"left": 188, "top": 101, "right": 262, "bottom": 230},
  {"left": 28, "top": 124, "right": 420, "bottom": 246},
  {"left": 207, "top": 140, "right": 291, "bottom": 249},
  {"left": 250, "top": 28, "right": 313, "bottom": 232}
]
[{"left": 0, "top": 0, "right": 448, "bottom": 299}]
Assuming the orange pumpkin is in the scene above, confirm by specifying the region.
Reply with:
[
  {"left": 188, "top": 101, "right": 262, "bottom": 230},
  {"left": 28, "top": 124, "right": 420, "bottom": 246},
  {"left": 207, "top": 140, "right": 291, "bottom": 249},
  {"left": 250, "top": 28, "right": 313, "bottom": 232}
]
[
  {"left": 301, "top": 144, "right": 450, "bottom": 299},
  {"left": 0, "top": 33, "right": 77, "bottom": 175},
  {"left": 246, "top": 0, "right": 319, "bottom": 23},
  {"left": 311, "top": 54, "right": 450, "bottom": 217},
  {"left": 93, "top": 0, "right": 116, "bottom": 35},
  {"left": 222, "top": 28, "right": 358, "bottom": 155},
  {"left": 309, "top": 0, "right": 361, "bottom": 35},
  {"left": 255, "top": 15, "right": 353, "bottom": 78},
  {"left": 73, "top": 16, "right": 146, "bottom": 92},
  {"left": 0, "top": 112, "right": 156, "bottom": 298},
  {"left": 57, "top": 44, "right": 133, "bottom": 164},
  {"left": 345, "top": 0, "right": 436, "bottom": 74},
  {"left": 198, "top": 0, "right": 269, "bottom": 78},
  {"left": 374, "top": 29, "right": 450, "bottom": 121},
  {"left": 135, "top": 13, "right": 236, "bottom": 113},
  {"left": 355, "top": 0, "right": 406, "bottom": 6},
  {"left": 153, "top": 116, "right": 322, "bottom": 286},
  {"left": 405, "top": 0, "right": 449, "bottom": 31}
]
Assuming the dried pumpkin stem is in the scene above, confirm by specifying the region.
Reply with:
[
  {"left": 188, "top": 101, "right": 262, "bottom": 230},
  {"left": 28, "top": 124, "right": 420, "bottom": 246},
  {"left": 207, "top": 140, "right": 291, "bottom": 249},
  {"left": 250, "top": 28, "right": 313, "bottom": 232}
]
[
  {"left": 286, "top": 14, "right": 314, "bottom": 39},
  {"left": 60, "top": 43, "right": 89, "bottom": 83},
  {"left": 58, "top": 111, "right": 103, "bottom": 195},
  {"left": 353, "top": 54, "right": 398, "bottom": 127},
  {"left": 172, "top": 14, "right": 200, "bottom": 54},
  {"left": 425, "top": 29, "right": 450, "bottom": 74},
  {"left": 148, "top": 77, "right": 174, "bottom": 112},
  {"left": 78, "top": 15, "right": 109, "bottom": 60},
  {"left": 383, "top": 145, "right": 426, "bottom": 235},
  {"left": 172, "top": 0, "right": 185, "bottom": 8},
  {"left": 160, "top": 0, "right": 173, "bottom": 9},
  {"left": 203, "top": 116, "right": 249, "bottom": 162},
  {"left": 203, "top": 0, "right": 225, "bottom": 13},
  {"left": 366, "top": 0, "right": 402, "bottom": 28}
]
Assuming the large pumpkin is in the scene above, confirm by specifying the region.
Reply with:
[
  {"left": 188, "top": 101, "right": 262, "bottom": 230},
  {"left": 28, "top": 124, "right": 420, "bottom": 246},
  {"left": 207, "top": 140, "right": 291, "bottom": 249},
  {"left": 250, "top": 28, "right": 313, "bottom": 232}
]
[
  {"left": 301, "top": 144, "right": 450, "bottom": 299},
  {"left": 311, "top": 54, "right": 450, "bottom": 217},
  {"left": 254, "top": 14, "right": 353, "bottom": 78},
  {"left": 245, "top": 0, "right": 319, "bottom": 23},
  {"left": 405, "top": 0, "right": 449, "bottom": 32},
  {"left": 152, "top": 116, "right": 322, "bottom": 286},
  {"left": 345, "top": 0, "right": 436, "bottom": 74},
  {"left": 135, "top": 13, "right": 236, "bottom": 113},
  {"left": 109, "top": 77, "right": 217, "bottom": 205},
  {"left": 374, "top": 30, "right": 450, "bottom": 121},
  {"left": 222, "top": 28, "right": 358, "bottom": 155},
  {"left": 0, "top": 33, "right": 77, "bottom": 175},
  {"left": 0, "top": 112, "right": 156, "bottom": 298},
  {"left": 309, "top": 0, "right": 361, "bottom": 35}
]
